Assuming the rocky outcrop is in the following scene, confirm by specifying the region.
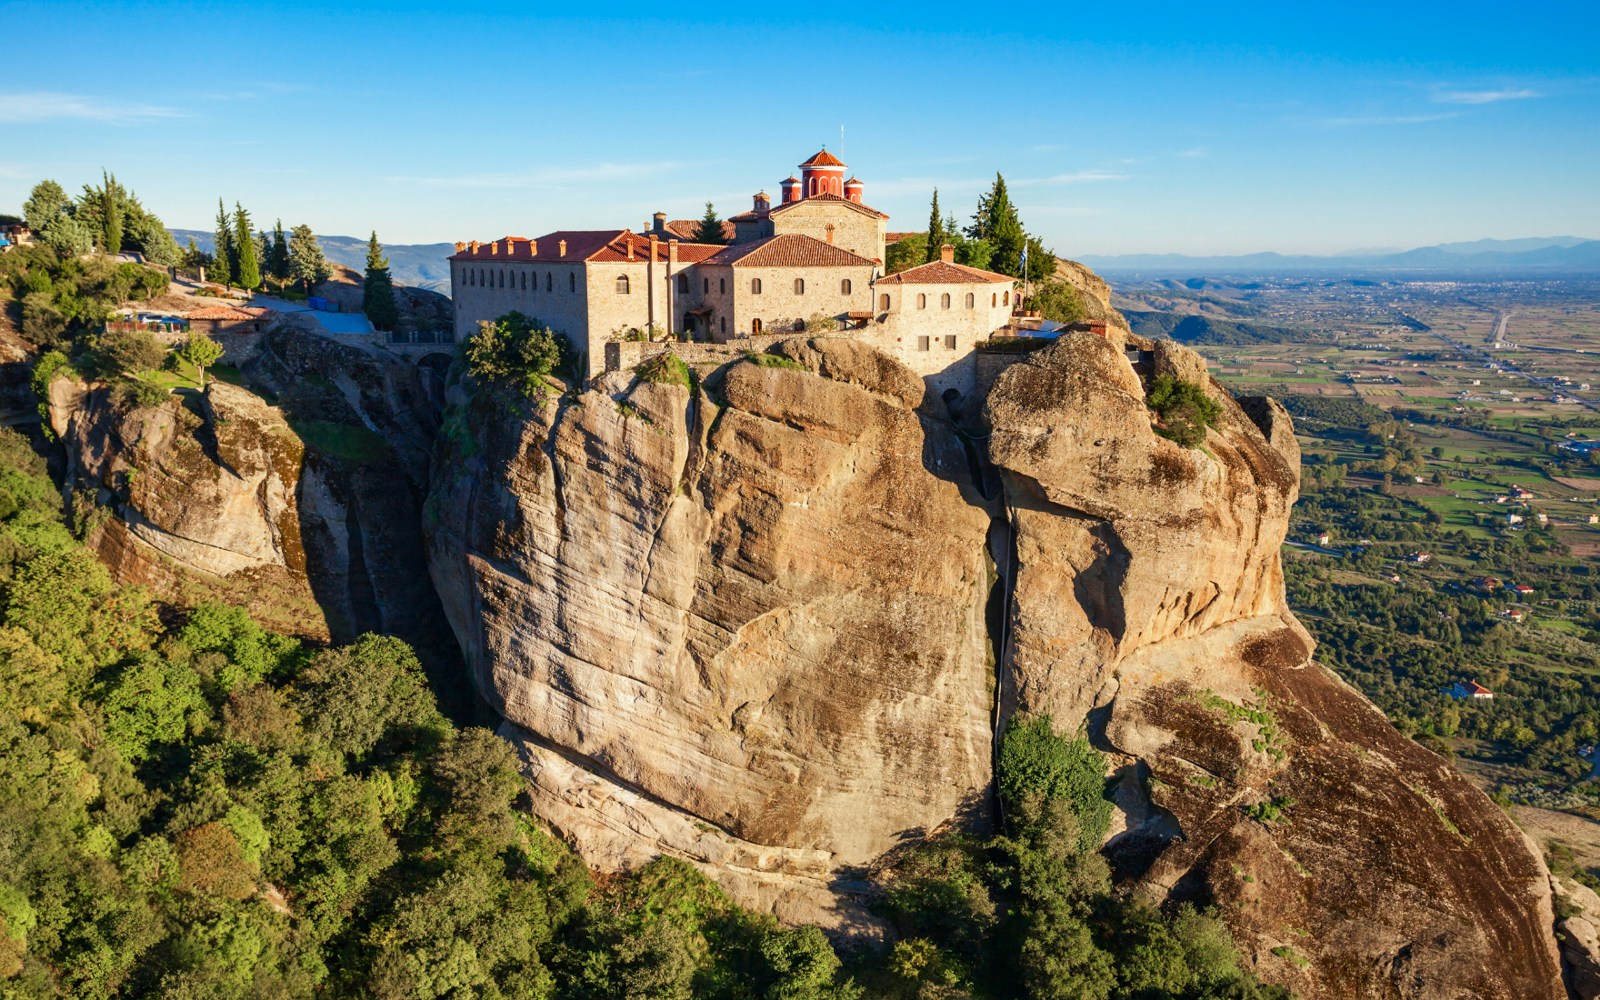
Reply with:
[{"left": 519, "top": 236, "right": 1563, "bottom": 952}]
[
  {"left": 427, "top": 339, "right": 994, "bottom": 925},
  {"left": 49, "top": 325, "right": 447, "bottom": 654},
  {"left": 984, "top": 333, "right": 1562, "bottom": 998},
  {"left": 428, "top": 332, "right": 1565, "bottom": 997}
]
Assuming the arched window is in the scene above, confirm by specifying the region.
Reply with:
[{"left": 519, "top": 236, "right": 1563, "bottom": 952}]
[
  {"left": 841, "top": 278, "right": 852, "bottom": 294},
  {"left": 965, "top": 292, "right": 975, "bottom": 308},
  {"left": 917, "top": 293, "right": 927, "bottom": 309},
  {"left": 793, "top": 278, "right": 805, "bottom": 295},
  {"left": 991, "top": 292, "right": 997, "bottom": 307},
  {"left": 521, "top": 272, "right": 527, "bottom": 291},
  {"left": 751, "top": 277, "right": 762, "bottom": 294},
  {"left": 752, "top": 318, "right": 763, "bottom": 334},
  {"left": 720, "top": 278, "right": 726, "bottom": 294},
  {"left": 720, "top": 317, "right": 726, "bottom": 334},
  {"left": 569, "top": 272, "right": 576, "bottom": 293},
  {"left": 677, "top": 274, "right": 689, "bottom": 293},
  {"left": 941, "top": 293, "right": 951, "bottom": 309},
  {"left": 498, "top": 269, "right": 505, "bottom": 288},
  {"left": 879, "top": 293, "right": 890, "bottom": 310},
  {"left": 616, "top": 274, "right": 630, "bottom": 294},
  {"left": 1004, "top": 290, "right": 1010, "bottom": 305}
]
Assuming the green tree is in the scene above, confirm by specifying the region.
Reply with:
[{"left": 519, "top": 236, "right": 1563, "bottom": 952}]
[
  {"left": 96, "top": 327, "right": 166, "bottom": 375},
  {"left": 21, "top": 179, "right": 70, "bottom": 231},
  {"left": 232, "top": 203, "right": 260, "bottom": 291},
  {"left": 101, "top": 654, "right": 206, "bottom": 761},
  {"left": 1147, "top": 374, "right": 1222, "bottom": 448},
  {"left": 175, "top": 332, "right": 224, "bottom": 391},
  {"left": 463, "top": 311, "right": 564, "bottom": 400},
  {"left": 1023, "top": 234, "right": 1056, "bottom": 283},
  {"left": 362, "top": 231, "right": 400, "bottom": 331},
  {"left": 39, "top": 214, "right": 93, "bottom": 258},
  {"left": 287, "top": 224, "right": 330, "bottom": 293},
  {"left": 971, "top": 174, "right": 1025, "bottom": 277},
  {"left": 924, "top": 188, "right": 945, "bottom": 263},
  {"left": 94, "top": 170, "right": 126, "bottom": 256},
  {"left": 885, "top": 234, "right": 927, "bottom": 275},
  {"left": 997, "top": 714, "right": 1112, "bottom": 852},
  {"left": 693, "top": 202, "right": 727, "bottom": 245},
  {"left": 268, "top": 220, "right": 290, "bottom": 283},
  {"left": 212, "top": 198, "right": 236, "bottom": 286},
  {"left": 1025, "top": 280, "right": 1086, "bottom": 324}
]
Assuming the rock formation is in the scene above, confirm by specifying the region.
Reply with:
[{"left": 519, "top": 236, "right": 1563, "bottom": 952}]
[
  {"left": 48, "top": 325, "right": 448, "bottom": 658},
  {"left": 427, "top": 328, "right": 1565, "bottom": 996}
]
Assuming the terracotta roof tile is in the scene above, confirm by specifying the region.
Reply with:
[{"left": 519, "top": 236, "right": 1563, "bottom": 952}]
[
  {"left": 186, "top": 305, "right": 273, "bottom": 321},
  {"left": 658, "top": 219, "right": 736, "bottom": 242},
  {"left": 451, "top": 230, "right": 722, "bottom": 264},
  {"left": 876, "top": 260, "right": 1015, "bottom": 285},
  {"left": 768, "top": 192, "right": 888, "bottom": 220},
  {"left": 700, "top": 233, "right": 876, "bottom": 269},
  {"left": 799, "top": 149, "right": 846, "bottom": 168}
]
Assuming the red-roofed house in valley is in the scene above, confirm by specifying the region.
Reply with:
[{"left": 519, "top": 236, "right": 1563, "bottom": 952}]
[
  {"left": 448, "top": 149, "right": 1020, "bottom": 389},
  {"left": 1512, "top": 584, "right": 1535, "bottom": 595},
  {"left": 185, "top": 305, "right": 274, "bottom": 337},
  {"left": 1447, "top": 680, "right": 1495, "bottom": 700}
]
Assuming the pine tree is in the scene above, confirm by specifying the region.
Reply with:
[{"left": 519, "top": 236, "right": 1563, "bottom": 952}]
[
  {"left": 212, "top": 198, "right": 236, "bottom": 286},
  {"left": 362, "top": 231, "right": 400, "bottom": 332},
  {"left": 924, "top": 189, "right": 946, "bottom": 264},
  {"left": 692, "top": 202, "right": 726, "bottom": 245},
  {"left": 270, "top": 220, "right": 290, "bottom": 282},
  {"left": 980, "top": 174, "right": 1026, "bottom": 278},
  {"left": 233, "top": 203, "right": 260, "bottom": 291},
  {"left": 288, "top": 224, "right": 330, "bottom": 294}
]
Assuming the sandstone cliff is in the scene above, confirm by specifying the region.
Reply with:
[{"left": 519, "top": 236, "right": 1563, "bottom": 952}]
[
  {"left": 427, "top": 330, "right": 1565, "bottom": 996},
  {"left": 48, "top": 326, "right": 449, "bottom": 661}
]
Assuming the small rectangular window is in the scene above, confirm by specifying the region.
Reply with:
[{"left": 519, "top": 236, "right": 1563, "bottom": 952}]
[
  {"left": 916, "top": 336, "right": 930, "bottom": 352},
  {"left": 944, "top": 335, "right": 957, "bottom": 350}
]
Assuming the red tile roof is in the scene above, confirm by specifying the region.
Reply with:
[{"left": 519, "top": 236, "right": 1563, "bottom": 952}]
[
  {"left": 800, "top": 149, "right": 846, "bottom": 168},
  {"left": 768, "top": 192, "right": 887, "bottom": 220},
  {"left": 657, "top": 219, "right": 736, "bottom": 242},
  {"left": 186, "top": 305, "right": 273, "bottom": 321},
  {"left": 450, "top": 230, "right": 722, "bottom": 264},
  {"left": 700, "top": 234, "right": 876, "bottom": 269},
  {"left": 875, "top": 260, "right": 1015, "bottom": 285}
]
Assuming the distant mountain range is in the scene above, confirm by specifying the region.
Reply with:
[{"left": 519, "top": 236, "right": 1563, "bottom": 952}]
[
  {"left": 1077, "top": 236, "right": 1600, "bottom": 274},
  {"left": 170, "top": 229, "right": 455, "bottom": 293}
]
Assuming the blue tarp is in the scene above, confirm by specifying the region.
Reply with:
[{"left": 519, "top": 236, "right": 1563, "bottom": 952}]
[{"left": 314, "top": 313, "right": 374, "bottom": 336}]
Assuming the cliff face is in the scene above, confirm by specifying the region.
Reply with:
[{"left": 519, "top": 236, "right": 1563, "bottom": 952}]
[
  {"left": 427, "top": 340, "right": 993, "bottom": 928},
  {"left": 49, "top": 326, "right": 447, "bottom": 656},
  {"left": 428, "top": 331, "right": 1565, "bottom": 996}
]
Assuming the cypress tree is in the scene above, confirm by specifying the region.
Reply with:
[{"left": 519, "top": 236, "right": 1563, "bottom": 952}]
[
  {"left": 692, "top": 202, "right": 726, "bottom": 245},
  {"left": 924, "top": 189, "right": 945, "bottom": 264},
  {"left": 288, "top": 224, "right": 330, "bottom": 294},
  {"left": 212, "top": 198, "right": 235, "bottom": 286},
  {"left": 100, "top": 170, "right": 124, "bottom": 257},
  {"left": 362, "top": 231, "right": 400, "bottom": 332},
  {"left": 270, "top": 220, "right": 290, "bottom": 282},
  {"left": 233, "top": 203, "right": 260, "bottom": 291}
]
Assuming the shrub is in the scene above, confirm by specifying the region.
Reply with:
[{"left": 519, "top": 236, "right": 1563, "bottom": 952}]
[
  {"left": 1025, "top": 279, "right": 1087, "bottom": 324},
  {"left": 97, "top": 327, "right": 166, "bottom": 375},
  {"left": 110, "top": 378, "right": 170, "bottom": 410},
  {"left": 635, "top": 351, "right": 690, "bottom": 389},
  {"left": 746, "top": 352, "right": 804, "bottom": 372},
  {"left": 464, "top": 310, "right": 570, "bottom": 400},
  {"left": 997, "top": 714, "right": 1112, "bottom": 852},
  {"left": 803, "top": 312, "right": 839, "bottom": 333},
  {"left": 1148, "top": 373, "right": 1222, "bottom": 448}
]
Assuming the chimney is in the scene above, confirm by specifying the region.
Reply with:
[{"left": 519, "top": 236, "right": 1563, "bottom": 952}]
[
  {"left": 667, "top": 238, "right": 679, "bottom": 264},
  {"left": 653, "top": 211, "right": 667, "bottom": 235},
  {"left": 939, "top": 243, "right": 954, "bottom": 263},
  {"left": 529, "top": 239, "right": 537, "bottom": 255},
  {"left": 454, "top": 241, "right": 465, "bottom": 252},
  {"left": 626, "top": 237, "right": 635, "bottom": 260},
  {"left": 648, "top": 233, "right": 659, "bottom": 262},
  {"left": 491, "top": 241, "right": 499, "bottom": 255},
  {"left": 558, "top": 239, "right": 567, "bottom": 257},
  {"left": 469, "top": 240, "right": 480, "bottom": 252}
]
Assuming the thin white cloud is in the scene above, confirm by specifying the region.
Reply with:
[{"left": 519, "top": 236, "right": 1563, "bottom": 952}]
[
  {"left": 0, "top": 91, "right": 184, "bottom": 124},
  {"left": 390, "top": 161, "right": 683, "bottom": 189},
  {"left": 1433, "top": 87, "right": 1541, "bottom": 105},
  {"left": 1314, "top": 112, "right": 1459, "bottom": 127},
  {"left": 1015, "top": 170, "right": 1129, "bottom": 186}
]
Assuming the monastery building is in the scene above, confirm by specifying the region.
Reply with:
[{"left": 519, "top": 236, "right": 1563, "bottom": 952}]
[{"left": 449, "top": 149, "right": 1018, "bottom": 391}]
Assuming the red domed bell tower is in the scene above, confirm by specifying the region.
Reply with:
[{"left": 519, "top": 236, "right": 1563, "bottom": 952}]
[{"left": 798, "top": 148, "right": 847, "bottom": 199}]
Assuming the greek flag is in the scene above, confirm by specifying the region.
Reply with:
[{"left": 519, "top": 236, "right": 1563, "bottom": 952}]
[{"left": 1019, "top": 243, "right": 1028, "bottom": 278}]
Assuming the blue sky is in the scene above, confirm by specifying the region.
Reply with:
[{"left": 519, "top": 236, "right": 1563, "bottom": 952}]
[{"left": 1, "top": 1, "right": 1595, "bottom": 255}]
